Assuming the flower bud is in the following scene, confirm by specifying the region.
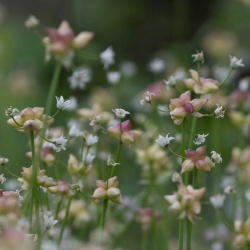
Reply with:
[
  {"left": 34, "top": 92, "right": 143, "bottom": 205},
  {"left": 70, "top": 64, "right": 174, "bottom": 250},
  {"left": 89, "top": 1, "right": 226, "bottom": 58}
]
[
  {"left": 184, "top": 102, "right": 194, "bottom": 114},
  {"left": 107, "top": 126, "right": 121, "bottom": 139},
  {"left": 72, "top": 32, "right": 94, "bottom": 49},
  {"left": 67, "top": 154, "right": 83, "bottom": 175},
  {"left": 181, "top": 159, "right": 195, "bottom": 173}
]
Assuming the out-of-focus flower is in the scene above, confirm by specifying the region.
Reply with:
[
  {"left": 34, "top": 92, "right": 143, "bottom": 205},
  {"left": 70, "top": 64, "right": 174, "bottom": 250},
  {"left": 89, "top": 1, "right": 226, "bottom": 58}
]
[
  {"left": 148, "top": 58, "right": 166, "bottom": 73},
  {"left": 0, "top": 157, "right": 9, "bottom": 166},
  {"left": 193, "top": 133, "right": 209, "bottom": 145},
  {"left": 214, "top": 104, "right": 225, "bottom": 118},
  {"left": 89, "top": 114, "right": 102, "bottom": 127},
  {"left": 107, "top": 155, "right": 120, "bottom": 167},
  {"left": 64, "top": 96, "right": 78, "bottom": 111},
  {"left": 56, "top": 96, "right": 71, "bottom": 110},
  {"left": 52, "top": 134, "right": 68, "bottom": 152},
  {"left": 5, "top": 107, "right": 19, "bottom": 118},
  {"left": 224, "top": 185, "right": 235, "bottom": 195},
  {"left": 85, "top": 134, "right": 99, "bottom": 146},
  {"left": 234, "top": 218, "right": 250, "bottom": 248},
  {"left": 107, "top": 71, "right": 121, "bottom": 85},
  {"left": 24, "top": 15, "right": 40, "bottom": 29},
  {"left": 181, "top": 146, "right": 215, "bottom": 173},
  {"left": 184, "top": 70, "right": 219, "bottom": 94},
  {"left": 120, "top": 61, "right": 137, "bottom": 77},
  {"left": 164, "top": 184, "right": 205, "bottom": 221},
  {"left": 192, "top": 51, "right": 204, "bottom": 63},
  {"left": 112, "top": 108, "right": 130, "bottom": 119},
  {"left": 209, "top": 194, "right": 226, "bottom": 208},
  {"left": 211, "top": 151, "right": 222, "bottom": 163},
  {"left": 68, "top": 124, "right": 82, "bottom": 138},
  {"left": 229, "top": 56, "right": 244, "bottom": 69},
  {"left": 169, "top": 90, "right": 208, "bottom": 125},
  {"left": 140, "top": 91, "right": 155, "bottom": 105},
  {"left": 0, "top": 174, "right": 6, "bottom": 184},
  {"left": 43, "top": 212, "right": 58, "bottom": 229},
  {"left": 239, "top": 78, "right": 249, "bottom": 92},
  {"left": 100, "top": 47, "right": 115, "bottom": 70},
  {"left": 48, "top": 179, "right": 74, "bottom": 197},
  {"left": 67, "top": 154, "right": 92, "bottom": 176},
  {"left": 155, "top": 134, "right": 174, "bottom": 147},
  {"left": 164, "top": 76, "right": 178, "bottom": 90},
  {"left": 92, "top": 176, "right": 122, "bottom": 204},
  {"left": 172, "top": 172, "right": 182, "bottom": 183}
]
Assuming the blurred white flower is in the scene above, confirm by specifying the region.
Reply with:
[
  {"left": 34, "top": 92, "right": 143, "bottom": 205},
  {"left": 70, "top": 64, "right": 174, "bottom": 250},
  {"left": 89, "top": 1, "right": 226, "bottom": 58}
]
[
  {"left": 155, "top": 134, "right": 174, "bottom": 147},
  {"left": 210, "top": 194, "right": 226, "bottom": 208},
  {"left": 86, "top": 153, "right": 95, "bottom": 164},
  {"left": 90, "top": 115, "right": 102, "bottom": 126},
  {"left": 24, "top": 15, "right": 40, "bottom": 29},
  {"left": 52, "top": 134, "right": 68, "bottom": 152},
  {"left": 64, "top": 96, "right": 78, "bottom": 111},
  {"left": 214, "top": 104, "right": 225, "bottom": 118},
  {"left": 100, "top": 46, "right": 115, "bottom": 70},
  {"left": 112, "top": 108, "right": 130, "bottom": 119},
  {"left": 238, "top": 78, "right": 249, "bottom": 91},
  {"left": 172, "top": 172, "right": 181, "bottom": 183},
  {"left": 211, "top": 151, "right": 222, "bottom": 163},
  {"left": 164, "top": 76, "right": 178, "bottom": 90},
  {"left": 85, "top": 134, "right": 99, "bottom": 146},
  {"left": 107, "top": 71, "right": 121, "bottom": 85},
  {"left": 229, "top": 56, "right": 244, "bottom": 69},
  {"left": 192, "top": 51, "right": 204, "bottom": 63},
  {"left": 68, "top": 66, "right": 91, "bottom": 90},
  {"left": 224, "top": 185, "right": 235, "bottom": 195},
  {"left": 44, "top": 212, "right": 58, "bottom": 229},
  {"left": 140, "top": 91, "right": 155, "bottom": 105},
  {"left": 0, "top": 174, "right": 6, "bottom": 184},
  {"left": 0, "top": 157, "right": 9, "bottom": 165},
  {"left": 148, "top": 58, "right": 166, "bottom": 73},
  {"left": 69, "top": 124, "right": 82, "bottom": 137},
  {"left": 107, "top": 155, "right": 120, "bottom": 167},
  {"left": 120, "top": 61, "right": 137, "bottom": 77},
  {"left": 193, "top": 133, "right": 209, "bottom": 145},
  {"left": 56, "top": 96, "right": 71, "bottom": 110}
]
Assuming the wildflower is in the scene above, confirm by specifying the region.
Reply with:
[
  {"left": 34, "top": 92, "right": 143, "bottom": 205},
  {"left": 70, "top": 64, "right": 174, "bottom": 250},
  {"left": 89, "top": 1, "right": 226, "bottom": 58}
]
[
  {"left": 184, "top": 70, "right": 219, "bottom": 94},
  {"left": 64, "top": 96, "right": 78, "bottom": 111},
  {"left": 112, "top": 108, "right": 130, "bottom": 119},
  {"left": 169, "top": 90, "right": 208, "bottom": 125},
  {"left": 107, "top": 155, "right": 120, "bottom": 167},
  {"left": 100, "top": 46, "right": 115, "bottom": 70},
  {"left": 107, "top": 71, "right": 121, "bottom": 85},
  {"left": 92, "top": 176, "right": 122, "bottom": 204},
  {"left": 193, "top": 133, "right": 209, "bottom": 145},
  {"left": 211, "top": 151, "right": 222, "bottom": 163},
  {"left": 224, "top": 185, "right": 235, "bottom": 195},
  {"left": 148, "top": 58, "right": 166, "bottom": 73},
  {"left": 68, "top": 66, "right": 91, "bottom": 90},
  {"left": 24, "top": 15, "right": 40, "bottom": 29},
  {"left": 56, "top": 96, "right": 71, "bottom": 110},
  {"left": 214, "top": 104, "right": 226, "bottom": 118},
  {"left": 164, "top": 76, "right": 178, "bottom": 90},
  {"left": 52, "top": 134, "right": 68, "bottom": 152},
  {"left": 0, "top": 174, "right": 6, "bottom": 184},
  {"left": 155, "top": 134, "right": 174, "bottom": 147},
  {"left": 238, "top": 78, "right": 249, "bottom": 92},
  {"left": 192, "top": 51, "right": 204, "bottom": 63},
  {"left": 0, "top": 157, "right": 9, "bottom": 166},
  {"left": 164, "top": 184, "right": 205, "bottom": 221},
  {"left": 85, "top": 134, "right": 99, "bottom": 146},
  {"left": 5, "top": 107, "right": 19, "bottom": 118},
  {"left": 86, "top": 153, "right": 95, "bottom": 165},
  {"left": 209, "top": 194, "right": 226, "bottom": 208},
  {"left": 172, "top": 172, "right": 182, "bottom": 183},
  {"left": 48, "top": 179, "right": 74, "bottom": 197},
  {"left": 67, "top": 154, "right": 83, "bottom": 175},
  {"left": 234, "top": 218, "right": 250, "bottom": 248},
  {"left": 43, "top": 212, "right": 58, "bottom": 229},
  {"left": 120, "top": 61, "right": 137, "bottom": 77},
  {"left": 229, "top": 56, "right": 244, "bottom": 69},
  {"left": 89, "top": 115, "right": 102, "bottom": 126},
  {"left": 69, "top": 124, "right": 82, "bottom": 137},
  {"left": 140, "top": 91, "right": 155, "bottom": 105},
  {"left": 181, "top": 146, "right": 215, "bottom": 173}
]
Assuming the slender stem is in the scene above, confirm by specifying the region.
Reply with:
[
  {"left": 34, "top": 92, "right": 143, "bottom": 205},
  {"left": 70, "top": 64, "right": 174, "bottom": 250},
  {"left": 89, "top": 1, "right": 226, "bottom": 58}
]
[
  {"left": 110, "top": 140, "right": 123, "bottom": 177},
  {"left": 12, "top": 117, "right": 23, "bottom": 127},
  {"left": 55, "top": 196, "right": 63, "bottom": 220},
  {"left": 100, "top": 199, "right": 108, "bottom": 230},
  {"left": 186, "top": 219, "right": 192, "bottom": 250},
  {"left": 45, "top": 192, "right": 50, "bottom": 211},
  {"left": 58, "top": 197, "right": 72, "bottom": 246},
  {"left": 178, "top": 219, "right": 184, "bottom": 250},
  {"left": 79, "top": 138, "right": 86, "bottom": 162},
  {"left": 168, "top": 147, "right": 186, "bottom": 159},
  {"left": 150, "top": 103, "right": 170, "bottom": 113},
  {"left": 3, "top": 166, "right": 20, "bottom": 178},
  {"left": 197, "top": 62, "right": 202, "bottom": 85},
  {"left": 43, "top": 109, "right": 60, "bottom": 120},
  {"left": 219, "top": 68, "right": 234, "bottom": 87},
  {"left": 141, "top": 230, "right": 148, "bottom": 250},
  {"left": 218, "top": 209, "right": 233, "bottom": 231},
  {"left": 79, "top": 191, "right": 93, "bottom": 200}
]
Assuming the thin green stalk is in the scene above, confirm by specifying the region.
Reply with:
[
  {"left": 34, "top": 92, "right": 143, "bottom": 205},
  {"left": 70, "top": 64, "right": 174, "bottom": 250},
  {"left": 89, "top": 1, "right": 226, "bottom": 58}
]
[
  {"left": 12, "top": 117, "right": 23, "bottom": 127},
  {"left": 110, "top": 140, "right": 123, "bottom": 177},
  {"left": 168, "top": 147, "right": 186, "bottom": 159},
  {"left": 178, "top": 219, "right": 184, "bottom": 250},
  {"left": 100, "top": 199, "right": 108, "bottom": 230},
  {"left": 55, "top": 196, "right": 63, "bottom": 220},
  {"left": 219, "top": 68, "right": 234, "bottom": 87},
  {"left": 141, "top": 230, "right": 148, "bottom": 250},
  {"left": 186, "top": 220, "right": 192, "bottom": 250},
  {"left": 45, "top": 192, "right": 50, "bottom": 211},
  {"left": 150, "top": 102, "right": 170, "bottom": 113},
  {"left": 218, "top": 209, "right": 233, "bottom": 231},
  {"left": 58, "top": 197, "right": 72, "bottom": 246},
  {"left": 3, "top": 166, "right": 20, "bottom": 178}
]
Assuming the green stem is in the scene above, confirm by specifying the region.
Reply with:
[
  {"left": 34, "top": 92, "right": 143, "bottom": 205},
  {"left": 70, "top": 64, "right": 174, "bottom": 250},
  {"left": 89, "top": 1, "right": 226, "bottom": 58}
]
[
  {"left": 218, "top": 209, "right": 233, "bottom": 231},
  {"left": 3, "top": 166, "right": 20, "bottom": 178},
  {"left": 58, "top": 197, "right": 72, "bottom": 246},
  {"left": 141, "top": 230, "right": 148, "bottom": 250},
  {"left": 219, "top": 68, "right": 234, "bottom": 87},
  {"left": 12, "top": 117, "right": 23, "bottom": 127},
  {"left": 100, "top": 199, "right": 108, "bottom": 230},
  {"left": 79, "top": 191, "right": 93, "bottom": 200},
  {"left": 110, "top": 140, "right": 123, "bottom": 177},
  {"left": 150, "top": 102, "right": 170, "bottom": 113},
  {"left": 197, "top": 62, "right": 202, "bottom": 85},
  {"left": 43, "top": 109, "right": 60, "bottom": 120},
  {"left": 168, "top": 147, "right": 186, "bottom": 159},
  {"left": 186, "top": 219, "right": 192, "bottom": 250},
  {"left": 178, "top": 219, "right": 184, "bottom": 250},
  {"left": 55, "top": 196, "right": 63, "bottom": 220}
]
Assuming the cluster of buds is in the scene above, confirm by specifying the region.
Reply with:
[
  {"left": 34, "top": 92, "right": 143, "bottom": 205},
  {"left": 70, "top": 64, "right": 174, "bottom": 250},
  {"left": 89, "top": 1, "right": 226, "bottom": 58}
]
[
  {"left": 48, "top": 179, "right": 74, "bottom": 197},
  {"left": 18, "top": 166, "right": 57, "bottom": 189},
  {"left": 107, "top": 120, "right": 142, "bottom": 144},
  {"left": 7, "top": 107, "right": 54, "bottom": 132},
  {"left": 92, "top": 176, "right": 122, "bottom": 205},
  {"left": 136, "top": 207, "right": 163, "bottom": 231},
  {"left": 234, "top": 218, "right": 250, "bottom": 248},
  {"left": 184, "top": 70, "right": 219, "bottom": 94},
  {"left": 164, "top": 184, "right": 205, "bottom": 221},
  {"left": 169, "top": 90, "right": 208, "bottom": 125},
  {"left": 67, "top": 154, "right": 92, "bottom": 176},
  {"left": 181, "top": 146, "right": 215, "bottom": 173}
]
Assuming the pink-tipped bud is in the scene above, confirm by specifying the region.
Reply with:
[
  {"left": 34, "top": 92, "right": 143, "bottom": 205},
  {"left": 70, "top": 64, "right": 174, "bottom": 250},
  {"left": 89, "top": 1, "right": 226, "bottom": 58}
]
[
  {"left": 185, "top": 149, "right": 196, "bottom": 159},
  {"left": 181, "top": 159, "right": 195, "bottom": 173},
  {"left": 92, "top": 187, "right": 107, "bottom": 200},
  {"left": 23, "top": 120, "right": 37, "bottom": 132},
  {"left": 107, "top": 126, "right": 121, "bottom": 139},
  {"left": 184, "top": 102, "right": 194, "bottom": 114},
  {"left": 117, "top": 120, "right": 131, "bottom": 132}
]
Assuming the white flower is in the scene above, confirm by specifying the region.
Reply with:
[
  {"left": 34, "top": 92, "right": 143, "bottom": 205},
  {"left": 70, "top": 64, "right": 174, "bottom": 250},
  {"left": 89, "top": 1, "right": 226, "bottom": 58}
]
[
  {"left": 164, "top": 76, "right": 178, "bottom": 90},
  {"left": 52, "top": 134, "right": 68, "bottom": 152},
  {"left": 209, "top": 194, "right": 226, "bottom": 208},
  {"left": 100, "top": 46, "right": 115, "bottom": 70},
  {"left": 246, "top": 190, "right": 250, "bottom": 202},
  {"left": 148, "top": 58, "right": 166, "bottom": 73},
  {"left": 192, "top": 51, "right": 204, "bottom": 63},
  {"left": 107, "top": 155, "right": 120, "bottom": 167},
  {"left": 64, "top": 96, "right": 78, "bottom": 111},
  {"left": 120, "top": 61, "right": 137, "bottom": 77},
  {"left": 43, "top": 212, "right": 58, "bottom": 229},
  {"left": 86, "top": 153, "right": 95, "bottom": 165},
  {"left": 238, "top": 78, "right": 249, "bottom": 92},
  {"left": 0, "top": 174, "right": 6, "bottom": 184},
  {"left": 107, "top": 71, "right": 121, "bottom": 85},
  {"left": 224, "top": 185, "right": 235, "bottom": 195},
  {"left": 68, "top": 66, "right": 91, "bottom": 90},
  {"left": 0, "top": 157, "right": 9, "bottom": 165},
  {"left": 140, "top": 91, "right": 155, "bottom": 105},
  {"left": 155, "top": 133, "right": 174, "bottom": 147},
  {"left": 193, "top": 133, "right": 209, "bottom": 145},
  {"left": 56, "top": 96, "right": 71, "bottom": 110},
  {"left": 211, "top": 151, "right": 222, "bottom": 163},
  {"left": 5, "top": 107, "right": 19, "bottom": 117},
  {"left": 14, "top": 189, "right": 24, "bottom": 202},
  {"left": 214, "top": 104, "right": 225, "bottom": 118},
  {"left": 229, "top": 56, "right": 244, "bottom": 68},
  {"left": 85, "top": 134, "right": 99, "bottom": 146},
  {"left": 69, "top": 124, "right": 82, "bottom": 137},
  {"left": 90, "top": 115, "right": 102, "bottom": 126},
  {"left": 172, "top": 172, "right": 181, "bottom": 183},
  {"left": 24, "top": 15, "right": 40, "bottom": 29},
  {"left": 112, "top": 108, "right": 130, "bottom": 119}
]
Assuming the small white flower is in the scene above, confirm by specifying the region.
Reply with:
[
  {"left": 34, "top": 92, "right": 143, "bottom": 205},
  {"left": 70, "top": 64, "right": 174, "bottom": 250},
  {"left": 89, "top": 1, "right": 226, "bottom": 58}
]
[
  {"left": 14, "top": 189, "right": 24, "bottom": 202},
  {"left": 0, "top": 174, "right": 6, "bottom": 184},
  {"left": 192, "top": 51, "right": 204, "bottom": 63},
  {"left": 209, "top": 194, "right": 226, "bottom": 208},
  {"left": 211, "top": 151, "right": 222, "bottom": 163},
  {"left": 69, "top": 124, "right": 82, "bottom": 137},
  {"left": 193, "top": 133, "right": 209, "bottom": 145},
  {"left": 90, "top": 115, "right": 102, "bottom": 126},
  {"left": 172, "top": 172, "right": 181, "bottom": 183},
  {"left": 44, "top": 213, "right": 58, "bottom": 229},
  {"left": 148, "top": 58, "right": 166, "bottom": 73},
  {"left": 56, "top": 96, "right": 71, "bottom": 110},
  {"left": 229, "top": 56, "right": 244, "bottom": 69},
  {"left": 24, "top": 15, "right": 40, "bottom": 29},
  {"left": 120, "top": 61, "right": 137, "bottom": 77},
  {"left": 155, "top": 133, "right": 175, "bottom": 147},
  {"left": 5, "top": 107, "right": 19, "bottom": 117},
  {"left": 107, "top": 71, "right": 121, "bottom": 85},
  {"left": 64, "top": 96, "right": 78, "bottom": 111},
  {"left": 0, "top": 157, "right": 9, "bottom": 165},
  {"left": 214, "top": 104, "right": 225, "bottom": 118},
  {"left": 107, "top": 155, "right": 120, "bottom": 167},
  {"left": 52, "top": 134, "right": 68, "bottom": 152},
  {"left": 140, "top": 91, "right": 155, "bottom": 105},
  {"left": 68, "top": 66, "right": 91, "bottom": 90},
  {"left": 224, "top": 185, "right": 235, "bottom": 195},
  {"left": 164, "top": 76, "right": 178, "bottom": 90},
  {"left": 85, "top": 134, "right": 99, "bottom": 146},
  {"left": 112, "top": 108, "right": 130, "bottom": 119},
  {"left": 238, "top": 78, "right": 249, "bottom": 92},
  {"left": 100, "top": 46, "right": 115, "bottom": 70},
  {"left": 86, "top": 153, "right": 95, "bottom": 165},
  {"left": 246, "top": 190, "right": 250, "bottom": 202}
]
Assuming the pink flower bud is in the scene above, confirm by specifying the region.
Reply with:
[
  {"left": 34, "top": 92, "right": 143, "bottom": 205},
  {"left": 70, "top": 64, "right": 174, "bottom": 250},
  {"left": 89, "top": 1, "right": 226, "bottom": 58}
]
[
  {"left": 184, "top": 102, "right": 194, "bottom": 114},
  {"left": 181, "top": 159, "right": 195, "bottom": 173},
  {"left": 92, "top": 187, "right": 107, "bottom": 200},
  {"left": 107, "top": 126, "right": 121, "bottom": 139}
]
